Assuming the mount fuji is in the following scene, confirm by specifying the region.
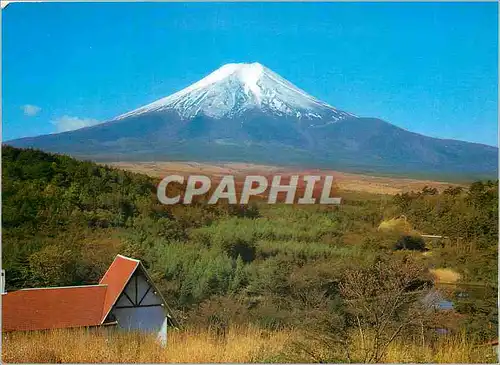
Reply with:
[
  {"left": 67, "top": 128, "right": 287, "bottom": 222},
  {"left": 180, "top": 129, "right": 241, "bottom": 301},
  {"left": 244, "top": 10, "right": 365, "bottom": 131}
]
[{"left": 6, "top": 62, "right": 498, "bottom": 178}]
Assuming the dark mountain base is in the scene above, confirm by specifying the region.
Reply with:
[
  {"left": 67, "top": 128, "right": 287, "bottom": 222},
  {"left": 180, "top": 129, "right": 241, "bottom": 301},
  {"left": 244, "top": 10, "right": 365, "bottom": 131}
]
[{"left": 6, "top": 114, "right": 498, "bottom": 182}]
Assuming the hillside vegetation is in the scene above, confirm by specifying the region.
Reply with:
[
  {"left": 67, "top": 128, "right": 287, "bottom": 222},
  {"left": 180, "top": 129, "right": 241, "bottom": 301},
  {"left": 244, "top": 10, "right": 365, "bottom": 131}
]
[{"left": 2, "top": 146, "right": 498, "bottom": 362}]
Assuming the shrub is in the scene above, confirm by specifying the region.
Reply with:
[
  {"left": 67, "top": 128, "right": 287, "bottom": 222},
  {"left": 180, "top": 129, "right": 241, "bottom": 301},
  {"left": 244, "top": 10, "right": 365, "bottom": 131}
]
[{"left": 393, "top": 235, "right": 426, "bottom": 251}]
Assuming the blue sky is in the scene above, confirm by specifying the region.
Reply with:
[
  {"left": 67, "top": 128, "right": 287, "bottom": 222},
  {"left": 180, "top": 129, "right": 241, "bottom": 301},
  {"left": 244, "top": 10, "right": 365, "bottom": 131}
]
[{"left": 3, "top": 2, "right": 498, "bottom": 146}]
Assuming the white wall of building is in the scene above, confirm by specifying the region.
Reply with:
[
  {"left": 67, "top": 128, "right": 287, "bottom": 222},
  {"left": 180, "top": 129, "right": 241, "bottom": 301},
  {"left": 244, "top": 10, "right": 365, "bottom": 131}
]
[{"left": 111, "top": 269, "right": 169, "bottom": 345}]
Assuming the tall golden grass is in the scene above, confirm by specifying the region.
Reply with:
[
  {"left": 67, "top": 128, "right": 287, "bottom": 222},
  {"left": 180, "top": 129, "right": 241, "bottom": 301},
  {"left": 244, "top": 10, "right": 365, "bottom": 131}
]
[
  {"left": 288, "top": 330, "right": 497, "bottom": 363},
  {"left": 2, "top": 325, "right": 497, "bottom": 363},
  {"left": 2, "top": 325, "right": 293, "bottom": 363},
  {"left": 384, "top": 334, "right": 497, "bottom": 363}
]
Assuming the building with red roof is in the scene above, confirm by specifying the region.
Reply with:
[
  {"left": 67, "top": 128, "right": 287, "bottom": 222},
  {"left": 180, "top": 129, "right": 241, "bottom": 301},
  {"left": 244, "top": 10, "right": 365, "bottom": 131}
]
[{"left": 2, "top": 255, "right": 177, "bottom": 344}]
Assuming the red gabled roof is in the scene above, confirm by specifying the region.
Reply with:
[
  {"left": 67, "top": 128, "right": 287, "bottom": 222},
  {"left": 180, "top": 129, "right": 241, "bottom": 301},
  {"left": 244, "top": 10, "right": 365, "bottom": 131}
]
[
  {"left": 2, "top": 285, "right": 107, "bottom": 332},
  {"left": 99, "top": 254, "right": 139, "bottom": 322},
  {"left": 1, "top": 255, "right": 176, "bottom": 332}
]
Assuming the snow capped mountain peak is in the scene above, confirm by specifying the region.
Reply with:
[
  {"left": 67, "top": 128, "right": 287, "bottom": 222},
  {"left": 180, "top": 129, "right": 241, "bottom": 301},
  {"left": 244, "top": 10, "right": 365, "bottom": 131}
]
[
  {"left": 115, "top": 62, "right": 354, "bottom": 122},
  {"left": 176, "top": 62, "right": 266, "bottom": 105}
]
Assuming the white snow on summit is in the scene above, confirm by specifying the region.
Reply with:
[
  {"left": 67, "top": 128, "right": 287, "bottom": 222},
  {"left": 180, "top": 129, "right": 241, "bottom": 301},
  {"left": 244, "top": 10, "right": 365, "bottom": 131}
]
[{"left": 115, "top": 62, "right": 355, "bottom": 122}]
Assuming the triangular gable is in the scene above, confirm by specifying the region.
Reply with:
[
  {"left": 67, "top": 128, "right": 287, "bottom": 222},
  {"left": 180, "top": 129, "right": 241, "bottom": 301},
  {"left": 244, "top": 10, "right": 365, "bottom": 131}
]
[
  {"left": 99, "top": 255, "right": 179, "bottom": 327},
  {"left": 113, "top": 266, "right": 163, "bottom": 307}
]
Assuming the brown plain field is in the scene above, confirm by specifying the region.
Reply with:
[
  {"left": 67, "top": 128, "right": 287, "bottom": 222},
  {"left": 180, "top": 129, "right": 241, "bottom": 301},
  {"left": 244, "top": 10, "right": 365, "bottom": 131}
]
[{"left": 105, "top": 161, "right": 464, "bottom": 196}]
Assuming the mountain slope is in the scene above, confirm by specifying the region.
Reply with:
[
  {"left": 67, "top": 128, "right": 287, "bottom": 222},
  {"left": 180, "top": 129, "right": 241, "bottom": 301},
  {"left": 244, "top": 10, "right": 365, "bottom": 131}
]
[{"left": 6, "top": 62, "right": 498, "bottom": 178}]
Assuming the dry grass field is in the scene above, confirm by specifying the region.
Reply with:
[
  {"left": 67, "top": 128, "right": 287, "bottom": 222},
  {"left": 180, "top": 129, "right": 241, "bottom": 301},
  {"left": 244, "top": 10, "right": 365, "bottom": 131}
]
[
  {"left": 3, "top": 326, "right": 497, "bottom": 363},
  {"left": 430, "top": 268, "right": 463, "bottom": 284},
  {"left": 2, "top": 325, "right": 293, "bottom": 363},
  {"left": 106, "top": 161, "right": 463, "bottom": 195}
]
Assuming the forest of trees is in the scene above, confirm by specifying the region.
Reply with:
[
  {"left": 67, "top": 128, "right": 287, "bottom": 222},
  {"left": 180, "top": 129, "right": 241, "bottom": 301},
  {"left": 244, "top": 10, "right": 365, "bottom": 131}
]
[{"left": 2, "top": 145, "right": 498, "bottom": 361}]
